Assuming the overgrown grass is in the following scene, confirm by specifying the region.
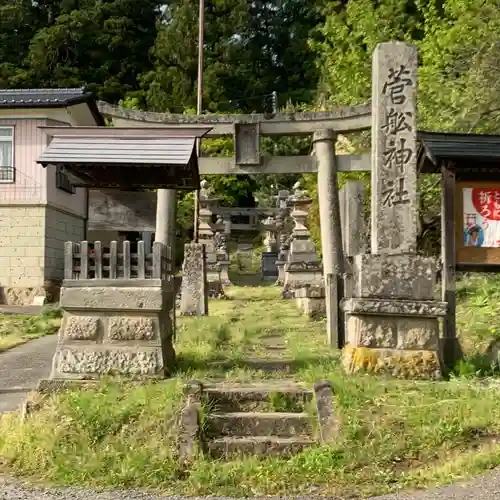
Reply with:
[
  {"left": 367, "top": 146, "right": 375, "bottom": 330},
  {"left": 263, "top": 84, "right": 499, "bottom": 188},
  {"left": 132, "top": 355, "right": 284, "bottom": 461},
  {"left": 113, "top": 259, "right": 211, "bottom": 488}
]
[
  {"left": 454, "top": 273, "right": 500, "bottom": 376},
  {"left": 4, "top": 280, "right": 500, "bottom": 496},
  {"left": 0, "top": 307, "right": 62, "bottom": 352}
]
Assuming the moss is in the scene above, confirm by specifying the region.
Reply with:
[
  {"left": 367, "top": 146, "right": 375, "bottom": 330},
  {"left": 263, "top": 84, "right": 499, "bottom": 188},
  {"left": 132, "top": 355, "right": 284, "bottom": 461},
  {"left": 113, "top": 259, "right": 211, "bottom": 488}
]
[{"left": 342, "top": 345, "right": 441, "bottom": 380}]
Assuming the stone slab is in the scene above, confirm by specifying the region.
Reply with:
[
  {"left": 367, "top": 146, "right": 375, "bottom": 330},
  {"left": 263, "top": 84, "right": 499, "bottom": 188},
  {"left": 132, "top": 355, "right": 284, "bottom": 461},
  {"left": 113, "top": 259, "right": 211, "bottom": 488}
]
[
  {"left": 342, "top": 345, "right": 441, "bottom": 379},
  {"left": 60, "top": 286, "right": 164, "bottom": 311},
  {"left": 342, "top": 297, "right": 447, "bottom": 317},
  {"left": 352, "top": 254, "right": 437, "bottom": 300},
  {"left": 346, "top": 314, "right": 440, "bottom": 350},
  {"left": 51, "top": 346, "right": 165, "bottom": 378}
]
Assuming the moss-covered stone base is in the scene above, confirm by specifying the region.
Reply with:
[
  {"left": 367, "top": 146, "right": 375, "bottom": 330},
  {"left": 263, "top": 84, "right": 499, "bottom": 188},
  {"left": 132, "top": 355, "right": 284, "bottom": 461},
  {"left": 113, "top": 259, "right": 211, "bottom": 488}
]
[{"left": 342, "top": 344, "right": 442, "bottom": 380}]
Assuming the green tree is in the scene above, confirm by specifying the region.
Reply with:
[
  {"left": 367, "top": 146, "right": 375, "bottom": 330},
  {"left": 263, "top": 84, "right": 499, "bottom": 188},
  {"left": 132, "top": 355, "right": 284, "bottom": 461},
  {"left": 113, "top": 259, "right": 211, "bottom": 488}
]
[
  {"left": 22, "top": 0, "right": 162, "bottom": 102},
  {"left": 308, "top": 0, "right": 500, "bottom": 255},
  {"left": 142, "top": 0, "right": 323, "bottom": 113}
]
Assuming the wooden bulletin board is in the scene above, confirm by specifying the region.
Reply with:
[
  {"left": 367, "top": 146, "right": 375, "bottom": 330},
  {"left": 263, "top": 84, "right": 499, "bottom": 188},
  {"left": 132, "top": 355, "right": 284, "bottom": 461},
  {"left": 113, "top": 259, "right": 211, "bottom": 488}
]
[{"left": 456, "top": 180, "right": 500, "bottom": 265}]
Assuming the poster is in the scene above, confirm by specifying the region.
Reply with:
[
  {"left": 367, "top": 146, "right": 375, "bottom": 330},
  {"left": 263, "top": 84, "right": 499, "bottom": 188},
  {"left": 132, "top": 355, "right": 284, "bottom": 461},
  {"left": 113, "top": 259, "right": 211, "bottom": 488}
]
[{"left": 463, "top": 188, "right": 500, "bottom": 248}]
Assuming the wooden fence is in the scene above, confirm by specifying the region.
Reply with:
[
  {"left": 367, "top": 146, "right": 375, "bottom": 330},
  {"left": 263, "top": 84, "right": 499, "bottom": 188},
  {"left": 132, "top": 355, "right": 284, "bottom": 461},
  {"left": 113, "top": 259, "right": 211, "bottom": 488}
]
[{"left": 64, "top": 240, "right": 171, "bottom": 280}]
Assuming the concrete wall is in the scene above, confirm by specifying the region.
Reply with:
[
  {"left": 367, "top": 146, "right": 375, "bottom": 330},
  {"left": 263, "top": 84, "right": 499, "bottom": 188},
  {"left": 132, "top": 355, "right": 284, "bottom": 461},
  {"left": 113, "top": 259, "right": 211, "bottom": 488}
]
[
  {"left": 44, "top": 206, "right": 86, "bottom": 282},
  {"left": 86, "top": 230, "right": 123, "bottom": 247},
  {"left": 0, "top": 107, "right": 100, "bottom": 303},
  {"left": 44, "top": 119, "right": 87, "bottom": 218},
  {"left": 0, "top": 206, "right": 46, "bottom": 304}
]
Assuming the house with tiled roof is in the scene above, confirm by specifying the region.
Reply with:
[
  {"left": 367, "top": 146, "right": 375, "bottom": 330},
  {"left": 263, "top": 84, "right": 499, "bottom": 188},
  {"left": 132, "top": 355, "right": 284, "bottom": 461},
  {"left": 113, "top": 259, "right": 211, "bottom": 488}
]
[{"left": 0, "top": 88, "right": 104, "bottom": 305}]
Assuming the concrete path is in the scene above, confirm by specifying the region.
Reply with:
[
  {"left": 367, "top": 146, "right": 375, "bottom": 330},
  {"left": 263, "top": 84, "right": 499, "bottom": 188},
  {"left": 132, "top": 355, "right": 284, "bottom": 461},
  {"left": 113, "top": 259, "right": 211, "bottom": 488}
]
[{"left": 0, "top": 335, "right": 57, "bottom": 413}]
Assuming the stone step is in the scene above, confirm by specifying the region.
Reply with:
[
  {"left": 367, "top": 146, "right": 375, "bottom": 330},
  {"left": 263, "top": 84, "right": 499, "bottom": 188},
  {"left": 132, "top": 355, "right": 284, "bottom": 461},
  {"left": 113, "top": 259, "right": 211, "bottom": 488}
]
[
  {"left": 207, "top": 411, "right": 312, "bottom": 437},
  {"left": 202, "top": 384, "right": 313, "bottom": 412},
  {"left": 208, "top": 435, "right": 315, "bottom": 458}
]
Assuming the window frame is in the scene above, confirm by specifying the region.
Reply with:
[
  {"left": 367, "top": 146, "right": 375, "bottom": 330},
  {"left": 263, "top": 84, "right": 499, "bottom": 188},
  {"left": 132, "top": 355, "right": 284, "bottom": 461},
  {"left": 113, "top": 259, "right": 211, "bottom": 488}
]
[{"left": 0, "top": 125, "right": 15, "bottom": 184}]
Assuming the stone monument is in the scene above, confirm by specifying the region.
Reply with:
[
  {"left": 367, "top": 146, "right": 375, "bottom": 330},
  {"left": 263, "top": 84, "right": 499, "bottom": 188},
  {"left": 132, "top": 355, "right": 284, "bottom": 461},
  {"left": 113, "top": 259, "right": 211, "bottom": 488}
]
[
  {"left": 283, "top": 182, "right": 323, "bottom": 298},
  {"left": 180, "top": 241, "right": 209, "bottom": 316},
  {"left": 341, "top": 42, "right": 446, "bottom": 379},
  {"left": 198, "top": 180, "right": 224, "bottom": 298}
]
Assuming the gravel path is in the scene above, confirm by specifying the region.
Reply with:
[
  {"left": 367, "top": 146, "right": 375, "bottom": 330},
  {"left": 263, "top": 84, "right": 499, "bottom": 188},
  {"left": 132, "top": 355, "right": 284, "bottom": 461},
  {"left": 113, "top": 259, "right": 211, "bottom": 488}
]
[
  {"left": 0, "top": 335, "right": 57, "bottom": 413},
  {"left": 1, "top": 470, "right": 500, "bottom": 500}
]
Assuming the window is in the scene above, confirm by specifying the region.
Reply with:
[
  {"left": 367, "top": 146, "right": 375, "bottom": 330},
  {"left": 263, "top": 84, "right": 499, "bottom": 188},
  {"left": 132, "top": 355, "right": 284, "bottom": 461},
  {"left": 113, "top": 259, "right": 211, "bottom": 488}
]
[
  {"left": 0, "top": 127, "right": 14, "bottom": 182},
  {"left": 56, "top": 165, "right": 75, "bottom": 194}
]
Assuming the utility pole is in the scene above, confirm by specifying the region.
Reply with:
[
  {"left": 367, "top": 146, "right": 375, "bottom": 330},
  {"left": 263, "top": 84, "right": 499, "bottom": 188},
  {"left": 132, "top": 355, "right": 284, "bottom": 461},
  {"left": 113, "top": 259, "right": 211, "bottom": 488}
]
[{"left": 193, "top": 0, "right": 205, "bottom": 243}]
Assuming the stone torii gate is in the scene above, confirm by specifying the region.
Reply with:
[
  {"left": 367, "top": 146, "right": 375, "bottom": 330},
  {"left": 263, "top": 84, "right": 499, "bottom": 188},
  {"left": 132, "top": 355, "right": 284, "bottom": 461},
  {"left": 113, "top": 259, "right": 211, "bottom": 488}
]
[
  {"left": 96, "top": 41, "right": 447, "bottom": 379},
  {"left": 97, "top": 102, "right": 369, "bottom": 345}
]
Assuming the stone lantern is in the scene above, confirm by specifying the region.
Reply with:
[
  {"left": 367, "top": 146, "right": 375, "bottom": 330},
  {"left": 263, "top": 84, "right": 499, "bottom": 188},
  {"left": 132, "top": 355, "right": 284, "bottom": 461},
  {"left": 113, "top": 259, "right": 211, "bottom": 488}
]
[
  {"left": 283, "top": 182, "right": 322, "bottom": 297},
  {"left": 198, "top": 180, "right": 224, "bottom": 297}
]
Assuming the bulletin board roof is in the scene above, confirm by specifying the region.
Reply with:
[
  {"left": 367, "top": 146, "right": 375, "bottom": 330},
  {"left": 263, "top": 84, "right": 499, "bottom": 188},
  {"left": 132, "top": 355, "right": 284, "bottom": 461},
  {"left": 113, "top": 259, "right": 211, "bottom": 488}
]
[{"left": 418, "top": 131, "right": 500, "bottom": 176}]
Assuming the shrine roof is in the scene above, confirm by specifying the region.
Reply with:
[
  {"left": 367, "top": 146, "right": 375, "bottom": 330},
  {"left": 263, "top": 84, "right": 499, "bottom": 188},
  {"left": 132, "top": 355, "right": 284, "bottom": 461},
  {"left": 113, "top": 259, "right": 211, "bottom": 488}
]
[
  {"left": 418, "top": 131, "right": 500, "bottom": 173},
  {"left": 37, "top": 126, "right": 211, "bottom": 190}
]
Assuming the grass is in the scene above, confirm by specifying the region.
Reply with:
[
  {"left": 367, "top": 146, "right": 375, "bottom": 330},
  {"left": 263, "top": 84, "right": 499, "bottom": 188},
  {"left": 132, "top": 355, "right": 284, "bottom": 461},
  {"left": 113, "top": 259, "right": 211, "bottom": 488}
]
[
  {"left": 455, "top": 273, "right": 500, "bottom": 376},
  {"left": 3, "top": 276, "right": 500, "bottom": 496},
  {"left": 0, "top": 307, "right": 62, "bottom": 352}
]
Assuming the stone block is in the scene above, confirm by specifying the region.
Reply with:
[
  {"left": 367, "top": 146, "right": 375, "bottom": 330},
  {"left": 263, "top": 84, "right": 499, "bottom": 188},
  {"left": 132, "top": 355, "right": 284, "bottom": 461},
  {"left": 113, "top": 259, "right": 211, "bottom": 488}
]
[
  {"left": 352, "top": 254, "right": 437, "bottom": 300},
  {"left": 294, "top": 285, "right": 325, "bottom": 299},
  {"left": 346, "top": 314, "right": 439, "bottom": 351},
  {"left": 53, "top": 347, "right": 165, "bottom": 377},
  {"left": 65, "top": 315, "right": 101, "bottom": 340},
  {"left": 108, "top": 316, "right": 156, "bottom": 341},
  {"left": 397, "top": 317, "right": 439, "bottom": 350},
  {"left": 342, "top": 345, "right": 441, "bottom": 380},
  {"left": 296, "top": 297, "right": 326, "bottom": 319},
  {"left": 178, "top": 401, "right": 201, "bottom": 461},
  {"left": 346, "top": 315, "right": 397, "bottom": 348},
  {"left": 180, "top": 243, "right": 208, "bottom": 316},
  {"left": 314, "top": 380, "right": 338, "bottom": 442},
  {"left": 60, "top": 285, "right": 164, "bottom": 311},
  {"left": 342, "top": 298, "right": 447, "bottom": 317},
  {"left": 261, "top": 252, "right": 278, "bottom": 281}
]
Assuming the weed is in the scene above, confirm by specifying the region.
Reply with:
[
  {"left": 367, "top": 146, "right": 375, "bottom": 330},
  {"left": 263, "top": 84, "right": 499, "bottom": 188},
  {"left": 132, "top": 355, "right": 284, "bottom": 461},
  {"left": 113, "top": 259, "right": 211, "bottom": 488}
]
[
  {"left": 0, "top": 310, "right": 61, "bottom": 352},
  {"left": 3, "top": 275, "right": 500, "bottom": 496}
]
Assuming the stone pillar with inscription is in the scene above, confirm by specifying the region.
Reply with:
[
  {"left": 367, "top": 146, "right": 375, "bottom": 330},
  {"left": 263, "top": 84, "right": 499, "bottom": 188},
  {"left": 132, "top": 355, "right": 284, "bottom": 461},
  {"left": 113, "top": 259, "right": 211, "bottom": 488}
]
[
  {"left": 283, "top": 184, "right": 323, "bottom": 298},
  {"left": 341, "top": 42, "right": 446, "bottom": 379}
]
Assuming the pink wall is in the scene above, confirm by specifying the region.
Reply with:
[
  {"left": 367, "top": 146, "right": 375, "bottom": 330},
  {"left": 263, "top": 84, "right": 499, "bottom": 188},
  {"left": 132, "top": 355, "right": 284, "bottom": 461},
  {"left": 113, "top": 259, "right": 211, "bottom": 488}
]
[
  {"left": 0, "top": 118, "right": 86, "bottom": 218},
  {"left": 0, "top": 119, "right": 47, "bottom": 204},
  {"left": 44, "top": 120, "right": 86, "bottom": 218}
]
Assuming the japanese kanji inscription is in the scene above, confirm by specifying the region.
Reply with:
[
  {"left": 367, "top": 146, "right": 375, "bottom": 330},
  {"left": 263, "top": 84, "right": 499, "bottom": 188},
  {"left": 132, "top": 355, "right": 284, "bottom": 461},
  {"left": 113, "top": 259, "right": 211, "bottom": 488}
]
[{"left": 371, "top": 42, "right": 418, "bottom": 255}]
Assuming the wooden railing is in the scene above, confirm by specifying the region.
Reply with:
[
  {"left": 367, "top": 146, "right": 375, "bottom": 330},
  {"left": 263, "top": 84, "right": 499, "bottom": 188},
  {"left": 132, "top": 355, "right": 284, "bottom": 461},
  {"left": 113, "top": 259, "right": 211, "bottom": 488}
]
[{"left": 64, "top": 240, "right": 171, "bottom": 280}]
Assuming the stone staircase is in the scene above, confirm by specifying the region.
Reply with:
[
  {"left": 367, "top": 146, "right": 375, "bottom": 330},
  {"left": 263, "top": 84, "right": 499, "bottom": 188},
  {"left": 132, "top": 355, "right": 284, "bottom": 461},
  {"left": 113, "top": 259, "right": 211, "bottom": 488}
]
[{"left": 179, "top": 380, "right": 336, "bottom": 459}]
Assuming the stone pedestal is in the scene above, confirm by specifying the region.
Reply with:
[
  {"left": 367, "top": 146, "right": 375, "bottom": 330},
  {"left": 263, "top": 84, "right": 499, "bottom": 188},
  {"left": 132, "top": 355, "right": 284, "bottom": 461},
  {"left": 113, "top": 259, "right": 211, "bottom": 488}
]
[
  {"left": 341, "top": 254, "right": 446, "bottom": 379},
  {"left": 180, "top": 243, "right": 209, "bottom": 316},
  {"left": 261, "top": 251, "right": 278, "bottom": 281},
  {"left": 52, "top": 279, "right": 175, "bottom": 379},
  {"left": 295, "top": 285, "right": 326, "bottom": 319}
]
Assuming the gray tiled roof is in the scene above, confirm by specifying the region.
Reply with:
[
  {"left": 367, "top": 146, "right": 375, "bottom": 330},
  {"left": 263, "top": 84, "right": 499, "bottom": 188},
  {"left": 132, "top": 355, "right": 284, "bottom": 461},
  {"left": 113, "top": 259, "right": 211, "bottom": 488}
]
[{"left": 0, "top": 87, "right": 90, "bottom": 107}]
